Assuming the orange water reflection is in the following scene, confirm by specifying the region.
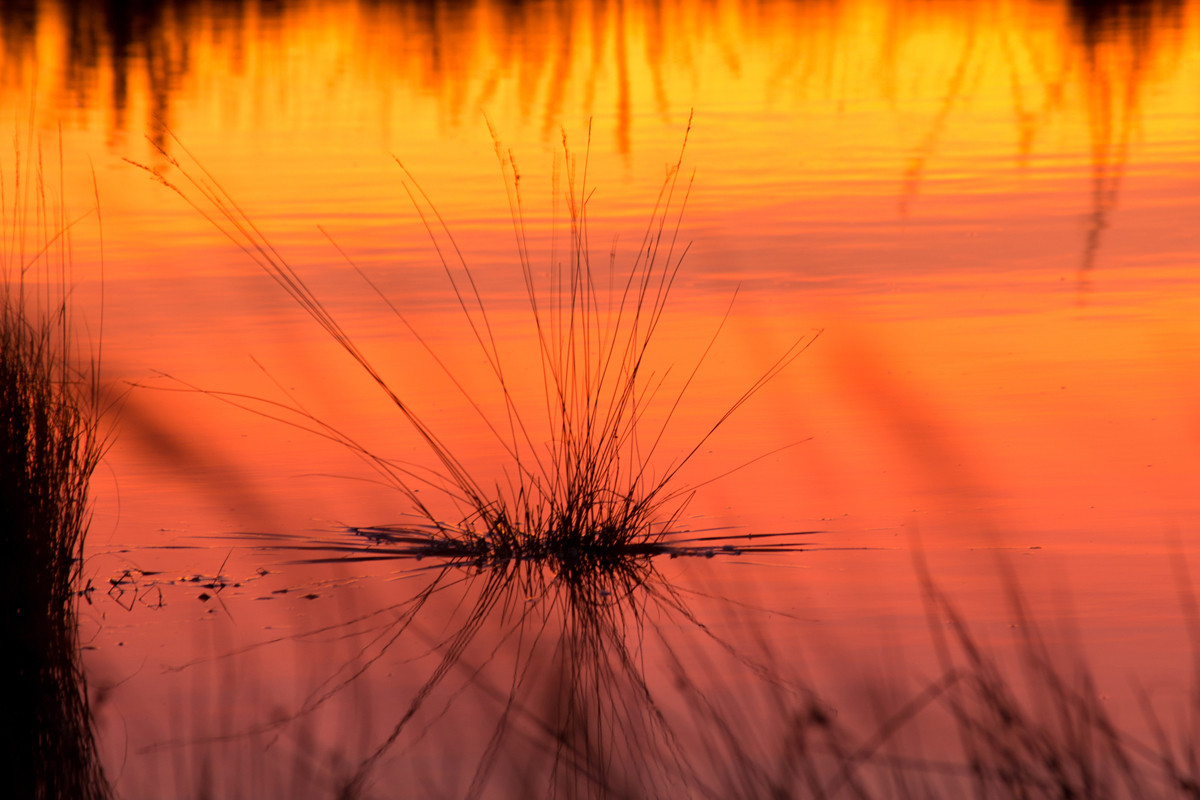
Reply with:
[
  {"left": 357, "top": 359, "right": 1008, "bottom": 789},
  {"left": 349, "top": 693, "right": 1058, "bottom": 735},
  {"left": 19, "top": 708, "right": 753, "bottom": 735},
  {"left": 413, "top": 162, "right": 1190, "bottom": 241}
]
[
  {"left": 22, "top": 0, "right": 1190, "bottom": 626},
  {"left": 3, "top": 0, "right": 1199, "bottom": 792}
]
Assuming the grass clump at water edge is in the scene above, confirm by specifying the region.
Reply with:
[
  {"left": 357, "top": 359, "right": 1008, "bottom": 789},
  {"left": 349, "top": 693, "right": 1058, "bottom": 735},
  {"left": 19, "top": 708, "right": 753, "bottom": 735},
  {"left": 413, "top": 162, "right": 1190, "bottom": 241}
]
[{"left": 0, "top": 139, "right": 110, "bottom": 799}]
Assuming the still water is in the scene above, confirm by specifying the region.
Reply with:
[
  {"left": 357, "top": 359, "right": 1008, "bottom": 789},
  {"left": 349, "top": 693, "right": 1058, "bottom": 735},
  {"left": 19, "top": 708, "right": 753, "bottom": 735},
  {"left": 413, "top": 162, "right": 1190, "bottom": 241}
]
[{"left": 5, "top": 0, "right": 1200, "bottom": 795}]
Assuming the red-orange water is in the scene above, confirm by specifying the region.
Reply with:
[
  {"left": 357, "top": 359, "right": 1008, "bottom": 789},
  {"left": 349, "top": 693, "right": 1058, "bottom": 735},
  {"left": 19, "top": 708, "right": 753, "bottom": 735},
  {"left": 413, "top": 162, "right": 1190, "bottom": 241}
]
[{"left": 6, "top": 0, "right": 1200, "bottom": 794}]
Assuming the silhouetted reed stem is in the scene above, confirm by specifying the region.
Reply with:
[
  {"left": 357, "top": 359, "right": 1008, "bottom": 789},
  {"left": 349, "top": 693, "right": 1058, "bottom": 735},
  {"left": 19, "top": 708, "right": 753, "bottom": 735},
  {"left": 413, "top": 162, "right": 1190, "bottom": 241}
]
[{"left": 0, "top": 139, "right": 109, "bottom": 799}]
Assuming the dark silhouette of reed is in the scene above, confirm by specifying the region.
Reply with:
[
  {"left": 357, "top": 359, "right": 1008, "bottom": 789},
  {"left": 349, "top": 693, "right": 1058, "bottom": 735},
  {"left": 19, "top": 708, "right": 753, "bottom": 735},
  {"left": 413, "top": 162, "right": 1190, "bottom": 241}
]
[
  {"left": 120, "top": 117, "right": 833, "bottom": 796},
  {"left": 128, "top": 116, "right": 816, "bottom": 566},
  {"left": 1, "top": 139, "right": 110, "bottom": 799}
]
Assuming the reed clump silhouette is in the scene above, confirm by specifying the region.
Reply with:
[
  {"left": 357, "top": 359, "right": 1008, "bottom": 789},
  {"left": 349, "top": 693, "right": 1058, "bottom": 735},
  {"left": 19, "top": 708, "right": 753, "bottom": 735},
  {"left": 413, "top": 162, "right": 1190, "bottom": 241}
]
[
  {"left": 128, "top": 117, "right": 816, "bottom": 570},
  {"left": 123, "top": 119, "right": 827, "bottom": 796},
  {"left": 1, "top": 141, "right": 110, "bottom": 799}
]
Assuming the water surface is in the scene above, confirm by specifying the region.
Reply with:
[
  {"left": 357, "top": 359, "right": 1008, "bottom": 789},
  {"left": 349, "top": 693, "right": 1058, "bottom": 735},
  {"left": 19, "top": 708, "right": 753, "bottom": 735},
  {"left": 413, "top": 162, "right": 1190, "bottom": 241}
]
[{"left": 4, "top": 0, "right": 1199, "bottom": 794}]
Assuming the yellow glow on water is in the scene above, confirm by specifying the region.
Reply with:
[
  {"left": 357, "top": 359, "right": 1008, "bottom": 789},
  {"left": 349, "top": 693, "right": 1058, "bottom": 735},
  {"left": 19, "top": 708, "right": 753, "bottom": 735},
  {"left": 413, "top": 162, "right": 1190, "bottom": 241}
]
[{"left": 11, "top": 0, "right": 1197, "bottom": 167}]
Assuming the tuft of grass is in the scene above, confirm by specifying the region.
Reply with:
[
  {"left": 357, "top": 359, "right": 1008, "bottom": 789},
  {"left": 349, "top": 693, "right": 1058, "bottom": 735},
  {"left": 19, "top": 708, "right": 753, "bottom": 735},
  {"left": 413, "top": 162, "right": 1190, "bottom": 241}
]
[
  {"left": 127, "top": 116, "right": 818, "bottom": 568},
  {"left": 123, "top": 118, "right": 825, "bottom": 796},
  {"left": 0, "top": 135, "right": 110, "bottom": 798}
]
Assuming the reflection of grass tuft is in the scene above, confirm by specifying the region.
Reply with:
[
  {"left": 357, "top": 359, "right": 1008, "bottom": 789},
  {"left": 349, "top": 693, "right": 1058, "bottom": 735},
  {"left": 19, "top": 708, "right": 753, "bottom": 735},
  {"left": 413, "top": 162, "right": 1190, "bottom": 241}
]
[
  {"left": 1, "top": 140, "right": 109, "bottom": 799},
  {"left": 129, "top": 117, "right": 817, "bottom": 565}
]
